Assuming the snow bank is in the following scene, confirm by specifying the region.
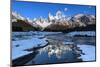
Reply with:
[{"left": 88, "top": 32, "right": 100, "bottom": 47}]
[
  {"left": 12, "top": 38, "right": 47, "bottom": 60},
  {"left": 77, "top": 44, "right": 95, "bottom": 61}
]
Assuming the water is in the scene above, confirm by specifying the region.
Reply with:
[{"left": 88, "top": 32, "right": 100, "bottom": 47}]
[{"left": 12, "top": 31, "right": 96, "bottom": 65}]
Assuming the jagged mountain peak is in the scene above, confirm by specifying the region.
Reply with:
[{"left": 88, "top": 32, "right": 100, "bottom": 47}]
[
  {"left": 26, "top": 17, "right": 33, "bottom": 23},
  {"left": 55, "top": 10, "right": 64, "bottom": 20},
  {"left": 35, "top": 18, "right": 52, "bottom": 28},
  {"left": 56, "top": 10, "right": 63, "bottom": 16}
]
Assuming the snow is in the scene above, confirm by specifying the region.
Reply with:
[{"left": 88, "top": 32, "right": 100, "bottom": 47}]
[
  {"left": 67, "top": 31, "right": 96, "bottom": 36},
  {"left": 12, "top": 11, "right": 96, "bottom": 30},
  {"left": 12, "top": 19, "right": 17, "bottom": 22},
  {"left": 77, "top": 44, "right": 95, "bottom": 61},
  {"left": 48, "top": 10, "right": 67, "bottom": 22},
  {"left": 26, "top": 17, "right": 33, "bottom": 23},
  {"left": 74, "top": 14, "right": 84, "bottom": 18},
  {"left": 36, "top": 20, "right": 52, "bottom": 28},
  {"left": 48, "top": 12, "right": 55, "bottom": 21},
  {"left": 12, "top": 11, "right": 25, "bottom": 21},
  {"left": 12, "top": 37, "right": 47, "bottom": 60},
  {"left": 12, "top": 49, "right": 32, "bottom": 60}
]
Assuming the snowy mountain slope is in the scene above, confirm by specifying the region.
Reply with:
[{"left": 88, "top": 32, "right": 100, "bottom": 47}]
[
  {"left": 12, "top": 12, "right": 25, "bottom": 22},
  {"left": 69, "top": 14, "right": 96, "bottom": 25},
  {"left": 35, "top": 18, "right": 52, "bottom": 29}
]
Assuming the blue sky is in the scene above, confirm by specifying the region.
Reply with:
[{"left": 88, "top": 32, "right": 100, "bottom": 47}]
[{"left": 12, "top": 0, "right": 96, "bottom": 19}]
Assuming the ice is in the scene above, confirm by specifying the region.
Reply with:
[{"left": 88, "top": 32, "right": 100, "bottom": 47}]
[
  {"left": 67, "top": 31, "right": 96, "bottom": 36},
  {"left": 33, "top": 31, "right": 62, "bottom": 35},
  {"left": 77, "top": 45, "right": 95, "bottom": 61},
  {"left": 12, "top": 32, "right": 62, "bottom": 37},
  {"left": 12, "top": 37, "right": 47, "bottom": 60},
  {"left": 12, "top": 32, "right": 33, "bottom": 37}
]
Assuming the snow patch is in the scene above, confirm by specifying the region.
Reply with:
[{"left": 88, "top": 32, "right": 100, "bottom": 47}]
[
  {"left": 12, "top": 37, "right": 47, "bottom": 60},
  {"left": 77, "top": 45, "right": 95, "bottom": 61}
]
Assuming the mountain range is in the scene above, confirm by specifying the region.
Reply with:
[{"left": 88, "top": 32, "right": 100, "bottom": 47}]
[{"left": 11, "top": 11, "right": 96, "bottom": 32}]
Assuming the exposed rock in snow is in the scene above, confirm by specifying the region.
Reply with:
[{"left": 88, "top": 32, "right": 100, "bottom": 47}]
[
  {"left": 35, "top": 18, "right": 52, "bottom": 29},
  {"left": 70, "top": 14, "right": 96, "bottom": 25}
]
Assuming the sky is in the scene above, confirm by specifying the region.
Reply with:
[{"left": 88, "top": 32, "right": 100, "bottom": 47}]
[{"left": 12, "top": 0, "right": 96, "bottom": 19}]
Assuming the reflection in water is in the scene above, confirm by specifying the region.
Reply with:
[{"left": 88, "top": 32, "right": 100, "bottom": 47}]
[
  {"left": 26, "top": 39, "right": 86, "bottom": 65},
  {"left": 12, "top": 32, "right": 96, "bottom": 65},
  {"left": 39, "top": 39, "right": 84, "bottom": 59}
]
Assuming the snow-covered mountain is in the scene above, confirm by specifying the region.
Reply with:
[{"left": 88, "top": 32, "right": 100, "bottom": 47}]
[
  {"left": 69, "top": 14, "right": 96, "bottom": 25},
  {"left": 45, "top": 11, "right": 96, "bottom": 31},
  {"left": 48, "top": 11, "right": 68, "bottom": 23},
  {"left": 12, "top": 12, "right": 35, "bottom": 23},
  {"left": 12, "top": 12, "right": 25, "bottom": 22},
  {"left": 12, "top": 12, "right": 39, "bottom": 31},
  {"left": 11, "top": 11, "right": 96, "bottom": 31},
  {"left": 26, "top": 17, "right": 33, "bottom": 23},
  {"left": 34, "top": 17, "right": 52, "bottom": 29}
]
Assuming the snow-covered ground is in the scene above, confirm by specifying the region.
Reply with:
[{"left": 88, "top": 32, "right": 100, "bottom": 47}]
[
  {"left": 12, "top": 37, "right": 47, "bottom": 60},
  {"left": 67, "top": 31, "right": 96, "bottom": 36},
  {"left": 77, "top": 44, "right": 95, "bottom": 61}
]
